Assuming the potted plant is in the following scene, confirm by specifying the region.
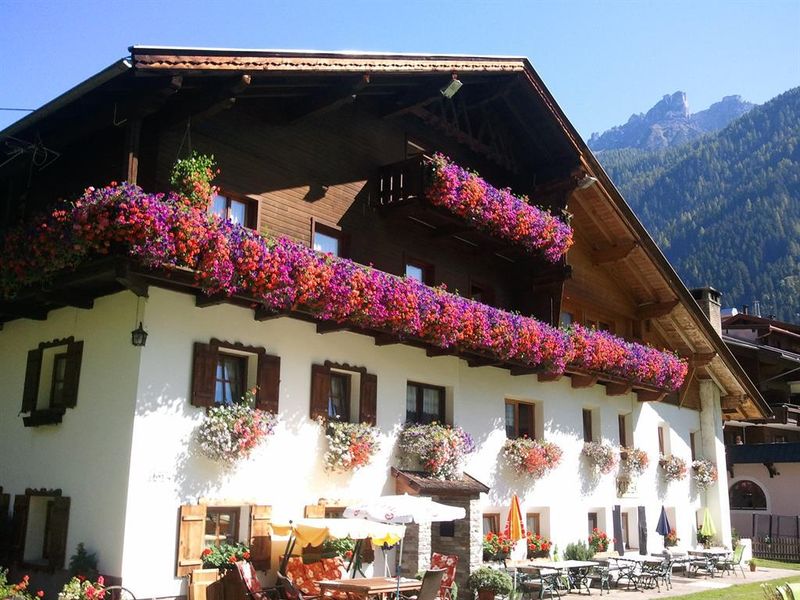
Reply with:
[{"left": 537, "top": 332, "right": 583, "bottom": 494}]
[
  {"left": 696, "top": 532, "right": 713, "bottom": 549},
  {"left": 58, "top": 575, "right": 106, "bottom": 600},
  {"left": 665, "top": 529, "right": 680, "bottom": 547},
  {"left": 748, "top": 558, "right": 758, "bottom": 572},
  {"left": 467, "top": 567, "right": 513, "bottom": 600}
]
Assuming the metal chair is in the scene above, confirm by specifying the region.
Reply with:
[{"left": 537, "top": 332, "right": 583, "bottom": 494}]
[
  {"left": 519, "top": 566, "right": 561, "bottom": 599},
  {"left": 718, "top": 545, "right": 746, "bottom": 578}
]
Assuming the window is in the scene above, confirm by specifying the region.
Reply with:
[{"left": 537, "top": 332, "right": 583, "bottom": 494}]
[
  {"left": 505, "top": 399, "right": 537, "bottom": 439},
  {"left": 205, "top": 507, "right": 240, "bottom": 548},
  {"left": 312, "top": 221, "right": 347, "bottom": 257},
  {"left": 406, "top": 382, "right": 445, "bottom": 424},
  {"left": 11, "top": 490, "right": 70, "bottom": 568},
  {"left": 21, "top": 337, "right": 84, "bottom": 426},
  {"left": 470, "top": 281, "right": 495, "bottom": 306},
  {"left": 215, "top": 353, "right": 246, "bottom": 405},
  {"left": 582, "top": 409, "right": 594, "bottom": 443},
  {"left": 405, "top": 258, "right": 435, "bottom": 285},
  {"left": 618, "top": 414, "right": 628, "bottom": 447},
  {"left": 211, "top": 193, "right": 257, "bottom": 228},
  {"left": 588, "top": 512, "right": 598, "bottom": 534},
  {"left": 191, "top": 339, "right": 280, "bottom": 412},
  {"left": 729, "top": 480, "right": 767, "bottom": 510},
  {"left": 309, "top": 363, "right": 377, "bottom": 426},
  {"left": 482, "top": 513, "right": 500, "bottom": 535},
  {"left": 526, "top": 513, "right": 541, "bottom": 536},
  {"left": 439, "top": 521, "right": 455, "bottom": 538}
]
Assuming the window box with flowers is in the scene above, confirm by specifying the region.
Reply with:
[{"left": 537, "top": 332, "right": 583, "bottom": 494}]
[
  {"left": 483, "top": 532, "right": 514, "bottom": 562},
  {"left": 658, "top": 454, "right": 688, "bottom": 483},
  {"left": 502, "top": 437, "right": 563, "bottom": 479},
  {"left": 58, "top": 576, "right": 106, "bottom": 600},
  {"left": 397, "top": 422, "right": 474, "bottom": 480},
  {"left": 581, "top": 442, "right": 618, "bottom": 475},
  {"left": 322, "top": 420, "right": 380, "bottom": 473},
  {"left": 691, "top": 459, "right": 718, "bottom": 490},
  {"left": 525, "top": 532, "right": 552, "bottom": 559},
  {"left": 588, "top": 529, "right": 611, "bottom": 554}
]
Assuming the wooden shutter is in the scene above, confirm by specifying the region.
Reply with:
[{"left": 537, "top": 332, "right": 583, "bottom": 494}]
[
  {"left": 612, "top": 505, "right": 624, "bottom": 555},
  {"left": 46, "top": 496, "right": 71, "bottom": 569},
  {"left": 21, "top": 348, "right": 43, "bottom": 413},
  {"left": 249, "top": 505, "right": 272, "bottom": 571},
  {"left": 191, "top": 343, "right": 218, "bottom": 407},
  {"left": 0, "top": 489, "right": 11, "bottom": 563},
  {"left": 62, "top": 340, "right": 84, "bottom": 408},
  {"left": 359, "top": 373, "right": 378, "bottom": 426},
  {"left": 309, "top": 364, "right": 330, "bottom": 420},
  {"left": 304, "top": 505, "right": 325, "bottom": 518},
  {"left": 10, "top": 494, "right": 30, "bottom": 563},
  {"left": 256, "top": 354, "right": 280, "bottom": 413},
  {"left": 637, "top": 506, "right": 648, "bottom": 555},
  {"left": 177, "top": 504, "right": 207, "bottom": 577}
]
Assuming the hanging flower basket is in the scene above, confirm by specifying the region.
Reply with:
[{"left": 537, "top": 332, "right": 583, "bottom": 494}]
[
  {"left": 397, "top": 422, "right": 475, "bottom": 480},
  {"left": 322, "top": 420, "right": 380, "bottom": 473},
  {"left": 582, "top": 441, "right": 618, "bottom": 475},
  {"left": 502, "top": 437, "right": 563, "bottom": 478},
  {"left": 658, "top": 454, "right": 688, "bottom": 482},
  {"left": 619, "top": 447, "right": 649, "bottom": 477},
  {"left": 691, "top": 459, "right": 718, "bottom": 489}
]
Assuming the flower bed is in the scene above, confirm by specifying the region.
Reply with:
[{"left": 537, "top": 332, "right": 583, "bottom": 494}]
[
  {"left": 582, "top": 441, "right": 618, "bottom": 475},
  {"left": 691, "top": 459, "right": 718, "bottom": 489},
  {"left": 426, "top": 154, "right": 573, "bottom": 262},
  {"left": 659, "top": 454, "right": 688, "bottom": 482},
  {"left": 322, "top": 420, "right": 380, "bottom": 472},
  {"left": 502, "top": 437, "right": 563, "bottom": 478},
  {"left": 397, "top": 422, "right": 474, "bottom": 480},
  {"left": 620, "top": 447, "right": 649, "bottom": 477}
]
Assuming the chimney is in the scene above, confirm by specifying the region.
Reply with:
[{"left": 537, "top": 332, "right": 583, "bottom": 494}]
[{"left": 690, "top": 287, "right": 722, "bottom": 336}]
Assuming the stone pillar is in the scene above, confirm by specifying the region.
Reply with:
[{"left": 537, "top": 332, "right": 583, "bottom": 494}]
[
  {"left": 429, "top": 495, "right": 482, "bottom": 599},
  {"left": 699, "top": 379, "right": 732, "bottom": 547},
  {"left": 400, "top": 521, "right": 431, "bottom": 577}
]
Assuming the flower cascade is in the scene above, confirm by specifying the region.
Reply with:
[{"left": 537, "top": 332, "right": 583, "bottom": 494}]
[
  {"left": 397, "top": 422, "right": 475, "bottom": 480},
  {"left": 1, "top": 571, "right": 44, "bottom": 600},
  {"left": 502, "top": 437, "right": 563, "bottom": 479},
  {"left": 526, "top": 532, "right": 552, "bottom": 557},
  {"left": 620, "top": 447, "right": 650, "bottom": 477},
  {"left": 0, "top": 182, "right": 687, "bottom": 391},
  {"left": 691, "top": 459, "right": 718, "bottom": 490},
  {"left": 196, "top": 389, "right": 277, "bottom": 465},
  {"left": 659, "top": 454, "right": 688, "bottom": 482},
  {"left": 588, "top": 529, "right": 611, "bottom": 554},
  {"left": 426, "top": 154, "right": 573, "bottom": 262},
  {"left": 58, "top": 576, "right": 105, "bottom": 600},
  {"left": 322, "top": 420, "right": 380, "bottom": 473},
  {"left": 582, "top": 441, "right": 618, "bottom": 475}
]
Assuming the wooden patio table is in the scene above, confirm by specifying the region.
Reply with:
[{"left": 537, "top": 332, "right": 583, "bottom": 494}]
[{"left": 317, "top": 577, "right": 421, "bottom": 600}]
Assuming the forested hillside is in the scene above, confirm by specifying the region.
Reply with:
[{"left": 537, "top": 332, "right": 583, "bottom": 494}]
[{"left": 597, "top": 87, "right": 800, "bottom": 322}]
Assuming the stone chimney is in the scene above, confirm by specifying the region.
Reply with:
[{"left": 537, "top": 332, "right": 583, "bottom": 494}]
[{"left": 690, "top": 287, "right": 722, "bottom": 335}]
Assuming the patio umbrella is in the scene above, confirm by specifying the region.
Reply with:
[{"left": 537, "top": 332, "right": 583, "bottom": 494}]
[
  {"left": 344, "top": 494, "right": 466, "bottom": 524},
  {"left": 700, "top": 508, "right": 717, "bottom": 538},
  {"left": 503, "top": 494, "right": 526, "bottom": 543},
  {"left": 655, "top": 506, "right": 671, "bottom": 539}
]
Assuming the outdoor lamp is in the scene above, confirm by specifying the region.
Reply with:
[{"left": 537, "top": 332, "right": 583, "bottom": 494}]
[
  {"left": 131, "top": 322, "right": 148, "bottom": 347},
  {"left": 440, "top": 76, "right": 463, "bottom": 99},
  {"left": 576, "top": 174, "right": 599, "bottom": 190}
]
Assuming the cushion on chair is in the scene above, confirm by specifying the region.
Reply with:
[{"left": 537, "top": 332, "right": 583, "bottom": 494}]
[{"left": 430, "top": 552, "right": 458, "bottom": 596}]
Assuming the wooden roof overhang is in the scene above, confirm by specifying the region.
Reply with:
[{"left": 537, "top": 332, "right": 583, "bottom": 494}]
[{"left": 391, "top": 467, "right": 490, "bottom": 497}]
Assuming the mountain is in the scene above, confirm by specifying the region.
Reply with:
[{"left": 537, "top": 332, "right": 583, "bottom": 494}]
[
  {"left": 596, "top": 87, "right": 800, "bottom": 322},
  {"left": 588, "top": 92, "right": 755, "bottom": 151}
]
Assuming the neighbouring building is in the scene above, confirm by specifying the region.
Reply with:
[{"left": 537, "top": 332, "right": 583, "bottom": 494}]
[{"left": 0, "top": 47, "right": 770, "bottom": 599}]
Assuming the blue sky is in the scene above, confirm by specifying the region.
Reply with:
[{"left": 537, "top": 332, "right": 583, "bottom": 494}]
[{"left": 1, "top": 0, "right": 798, "bottom": 137}]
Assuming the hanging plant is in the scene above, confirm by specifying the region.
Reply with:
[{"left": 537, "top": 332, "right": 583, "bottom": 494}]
[
  {"left": 581, "top": 441, "right": 618, "bottom": 474},
  {"left": 691, "top": 459, "right": 718, "bottom": 489},
  {"left": 322, "top": 420, "right": 380, "bottom": 473},
  {"left": 619, "top": 447, "right": 649, "bottom": 477},
  {"left": 502, "top": 437, "right": 563, "bottom": 478},
  {"left": 658, "top": 454, "right": 688, "bottom": 482},
  {"left": 169, "top": 151, "right": 219, "bottom": 210},
  {"left": 397, "top": 422, "right": 475, "bottom": 480},
  {"left": 196, "top": 389, "right": 277, "bottom": 464}
]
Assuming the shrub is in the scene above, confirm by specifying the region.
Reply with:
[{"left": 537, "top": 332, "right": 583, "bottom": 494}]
[
  {"left": 68, "top": 543, "right": 99, "bottom": 579},
  {"left": 466, "top": 567, "right": 513, "bottom": 594},
  {"left": 564, "top": 541, "right": 594, "bottom": 561},
  {"left": 0, "top": 570, "right": 42, "bottom": 600}
]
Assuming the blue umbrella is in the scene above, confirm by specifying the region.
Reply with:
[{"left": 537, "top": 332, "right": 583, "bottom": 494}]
[{"left": 656, "top": 506, "right": 671, "bottom": 538}]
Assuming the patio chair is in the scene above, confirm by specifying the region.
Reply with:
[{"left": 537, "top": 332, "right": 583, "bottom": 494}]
[
  {"left": 276, "top": 572, "right": 312, "bottom": 600},
  {"left": 236, "top": 561, "right": 278, "bottom": 600},
  {"left": 688, "top": 555, "right": 716, "bottom": 578},
  {"left": 718, "top": 545, "right": 746, "bottom": 578},
  {"left": 638, "top": 558, "right": 672, "bottom": 592},
  {"left": 586, "top": 564, "right": 612, "bottom": 595},
  {"left": 519, "top": 566, "right": 561, "bottom": 599},
  {"left": 430, "top": 552, "right": 459, "bottom": 600},
  {"left": 403, "top": 569, "right": 446, "bottom": 600}
]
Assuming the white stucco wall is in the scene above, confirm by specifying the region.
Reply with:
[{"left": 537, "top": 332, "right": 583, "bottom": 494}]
[
  {"left": 0, "top": 292, "right": 142, "bottom": 576},
  {"left": 115, "top": 287, "right": 726, "bottom": 598},
  {"left": 729, "top": 464, "right": 800, "bottom": 537}
]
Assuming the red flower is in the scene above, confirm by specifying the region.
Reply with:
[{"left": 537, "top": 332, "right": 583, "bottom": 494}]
[
  {"left": 242, "top": 551, "right": 251, "bottom": 560},
  {"left": 344, "top": 550, "right": 353, "bottom": 559},
  {"left": 37, "top": 591, "right": 44, "bottom": 598},
  {"left": 228, "top": 556, "right": 237, "bottom": 563},
  {"left": 202, "top": 548, "right": 212, "bottom": 557}
]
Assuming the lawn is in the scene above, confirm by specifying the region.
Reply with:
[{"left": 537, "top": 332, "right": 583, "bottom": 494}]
[
  {"left": 757, "top": 559, "right": 800, "bottom": 571},
  {"left": 669, "top": 561, "right": 800, "bottom": 599}
]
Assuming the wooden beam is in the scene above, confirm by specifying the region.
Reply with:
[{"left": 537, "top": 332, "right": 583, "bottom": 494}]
[
  {"left": 722, "top": 395, "right": 746, "bottom": 410},
  {"left": 0, "top": 302, "right": 48, "bottom": 320},
  {"left": 637, "top": 390, "right": 667, "bottom": 402},
  {"left": 156, "top": 74, "right": 251, "bottom": 128},
  {"left": 571, "top": 374, "right": 598, "bottom": 389},
  {"left": 426, "top": 347, "right": 453, "bottom": 358},
  {"left": 590, "top": 240, "right": 638, "bottom": 265},
  {"left": 195, "top": 293, "right": 227, "bottom": 308},
  {"left": 290, "top": 75, "right": 370, "bottom": 122},
  {"left": 689, "top": 352, "right": 717, "bottom": 368},
  {"left": 511, "top": 367, "right": 539, "bottom": 376},
  {"left": 636, "top": 299, "right": 679, "bottom": 320},
  {"left": 605, "top": 382, "right": 632, "bottom": 396},
  {"left": 254, "top": 306, "right": 283, "bottom": 321},
  {"left": 537, "top": 372, "right": 562, "bottom": 382},
  {"left": 317, "top": 322, "right": 349, "bottom": 334},
  {"left": 115, "top": 265, "right": 149, "bottom": 297},
  {"left": 123, "top": 119, "right": 142, "bottom": 184},
  {"left": 381, "top": 79, "right": 451, "bottom": 118},
  {"left": 373, "top": 334, "right": 401, "bottom": 346},
  {"left": 466, "top": 357, "right": 502, "bottom": 368},
  {"left": 35, "top": 291, "right": 94, "bottom": 310}
]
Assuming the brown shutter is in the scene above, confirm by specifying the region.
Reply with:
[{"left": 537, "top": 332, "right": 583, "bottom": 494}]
[
  {"left": 249, "top": 505, "right": 272, "bottom": 571},
  {"left": 359, "top": 373, "right": 378, "bottom": 426},
  {"left": 309, "top": 364, "right": 330, "bottom": 420},
  {"left": 21, "top": 349, "right": 43, "bottom": 413},
  {"left": 192, "top": 343, "right": 218, "bottom": 407},
  {"left": 46, "top": 496, "right": 71, "bottom": 569},
  {"left": 304, "top": 505, "right": 326, "bottom": 518},
  {"left": 177, "top": 504, "right": 207, "bottom": 577},
  {"left": 10, "top": 494, "right": 30, "bottom": 563},
  {"left": 62, "top": 340, "right": 84, "bottom": 408},
  {"left": 256, "top": 354, "right": 280, "bottom": 413},
  {"left": 0, "top": 489, "right": 11, "bottom": 563}
]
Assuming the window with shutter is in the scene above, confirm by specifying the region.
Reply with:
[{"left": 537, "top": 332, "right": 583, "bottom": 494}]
[
  {"left": 20, "top": 338, "right": 84, "bottom": 426},
  {"left": 45, "top": 496, "right": 70, "bottom": 569},
  {"left": 177, "top": 504, "right": 207, "bottom": 577},
  {"left": 311, "top": 363, "right": 377, "bottom": 424},
  {"left": 11, "top": 490, "right": 69, "bottom": 568},
  {"left": 359, "top": 373, "right": 377, "bottom": 426},
  {"left": 310, "top": 364, "right": 331, "bottom": 421},
  {"left": 249, "top": 505, "right": 272, "bottom": 571},
  {"left": 256, "top": 354, "right": 280, "bottom": 412}
]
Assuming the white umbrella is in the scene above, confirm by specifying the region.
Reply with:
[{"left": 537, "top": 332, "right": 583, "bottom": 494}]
[{"left": 344, "top": 494, "right": 466, "bottom": 524}]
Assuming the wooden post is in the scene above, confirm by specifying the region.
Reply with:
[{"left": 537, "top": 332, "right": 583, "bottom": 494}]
[{"left": 124, "top": 119, "right": 142, "bottom": 184}]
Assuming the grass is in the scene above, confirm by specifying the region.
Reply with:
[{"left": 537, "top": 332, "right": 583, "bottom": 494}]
[
  {"left": 667, "top": 561, "right": 800, "bottom": 599},
  {"left": 756, "top": 559, "right": 800, "bottom": 571}
]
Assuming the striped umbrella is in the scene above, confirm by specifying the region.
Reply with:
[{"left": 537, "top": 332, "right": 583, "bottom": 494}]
[{"left": 503, "top": 494, "right": 526, "bottom": 542}]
